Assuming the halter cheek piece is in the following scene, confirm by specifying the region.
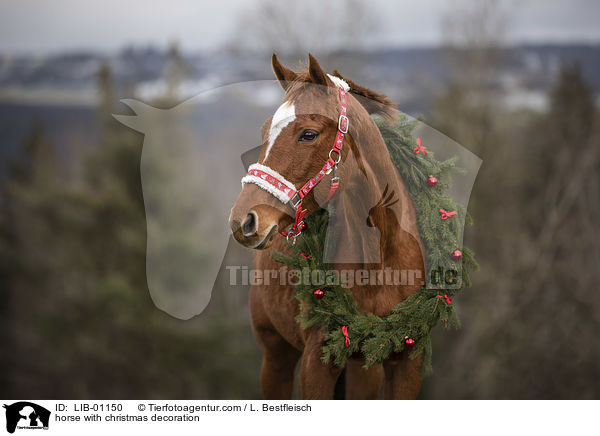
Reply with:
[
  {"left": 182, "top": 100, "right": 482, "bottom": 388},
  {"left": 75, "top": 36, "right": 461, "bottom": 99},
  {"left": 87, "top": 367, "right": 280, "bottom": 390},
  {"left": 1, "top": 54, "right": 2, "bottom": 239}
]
[{"left": 241, "top": 86, "right": 349, "bottom": 246}]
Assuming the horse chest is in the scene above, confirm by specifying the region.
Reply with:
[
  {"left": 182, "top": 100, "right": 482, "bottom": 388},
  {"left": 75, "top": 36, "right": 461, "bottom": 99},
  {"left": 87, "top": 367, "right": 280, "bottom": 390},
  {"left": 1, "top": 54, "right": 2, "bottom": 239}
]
[{"left": 352, "top": 284, "right": 416, "bottom": 317}]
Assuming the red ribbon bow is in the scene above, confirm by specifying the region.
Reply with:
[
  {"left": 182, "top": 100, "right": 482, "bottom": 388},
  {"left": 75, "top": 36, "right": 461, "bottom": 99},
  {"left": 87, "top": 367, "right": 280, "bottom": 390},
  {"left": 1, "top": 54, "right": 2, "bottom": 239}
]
[
  {"left": 413, "top": 137, "right": 428, "bottom": 156},
  {"left": 437, "top": 294, "right": 452, "bottom": 304},
  {"left": 439, "top": 209, "right": 457, "bottom": 220},
  {"left": 300, "top": 253, "right": 311, "bottom": 259},
  {"left": 341, "top": 326, "right": 350, "bottom": 347}
]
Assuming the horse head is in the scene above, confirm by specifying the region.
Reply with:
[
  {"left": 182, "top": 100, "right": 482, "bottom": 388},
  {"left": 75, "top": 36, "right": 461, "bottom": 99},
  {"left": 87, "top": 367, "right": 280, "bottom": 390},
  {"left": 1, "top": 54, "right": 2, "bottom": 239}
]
[{"left": 229, "top": 53, "right": 397, "bottom": 263}]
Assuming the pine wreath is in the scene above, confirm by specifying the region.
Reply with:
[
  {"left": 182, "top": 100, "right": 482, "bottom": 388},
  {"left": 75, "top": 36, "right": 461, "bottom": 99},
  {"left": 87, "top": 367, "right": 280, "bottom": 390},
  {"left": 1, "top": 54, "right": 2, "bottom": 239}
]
[{"left": 272, "top": 114, "right": 478, "bottom": 373}]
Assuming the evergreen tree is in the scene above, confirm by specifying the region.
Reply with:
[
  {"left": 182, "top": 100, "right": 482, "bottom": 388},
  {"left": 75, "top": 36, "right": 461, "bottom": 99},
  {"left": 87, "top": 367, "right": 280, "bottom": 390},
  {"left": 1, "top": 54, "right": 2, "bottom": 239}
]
[{"left": 0, "top": 60, "right": 261, "bottom": 398}]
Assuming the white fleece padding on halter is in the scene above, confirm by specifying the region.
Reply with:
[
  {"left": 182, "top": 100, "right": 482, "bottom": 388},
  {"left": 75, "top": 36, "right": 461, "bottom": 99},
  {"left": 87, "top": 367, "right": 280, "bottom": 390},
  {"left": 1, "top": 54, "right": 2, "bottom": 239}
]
[
  {"left": 241, "top": 163, "right": 298, "bottom": 205},
  {"left": 327, "top": 74, "right": 350, "bottom": 91}
]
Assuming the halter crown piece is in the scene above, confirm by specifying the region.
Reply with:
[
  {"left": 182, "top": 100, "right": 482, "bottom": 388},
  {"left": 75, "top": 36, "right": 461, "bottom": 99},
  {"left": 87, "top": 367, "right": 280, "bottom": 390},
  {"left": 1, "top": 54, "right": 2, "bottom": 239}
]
[{"left": 241, "top": 81, "right": 350, "bottom": 246}]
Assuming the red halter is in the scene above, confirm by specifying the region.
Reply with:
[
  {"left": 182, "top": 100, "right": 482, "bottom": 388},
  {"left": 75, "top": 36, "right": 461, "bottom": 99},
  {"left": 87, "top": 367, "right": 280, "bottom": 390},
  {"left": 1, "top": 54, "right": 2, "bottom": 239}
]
[{"left": 242, "top": 86, "right": 349, "bottom": 246}]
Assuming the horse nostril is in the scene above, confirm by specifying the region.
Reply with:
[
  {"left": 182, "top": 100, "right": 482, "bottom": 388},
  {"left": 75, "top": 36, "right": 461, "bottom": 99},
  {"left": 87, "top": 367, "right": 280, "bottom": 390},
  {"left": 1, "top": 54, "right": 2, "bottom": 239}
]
[{"left": 242, "top": 212, "right": 258, "bottom": 237}]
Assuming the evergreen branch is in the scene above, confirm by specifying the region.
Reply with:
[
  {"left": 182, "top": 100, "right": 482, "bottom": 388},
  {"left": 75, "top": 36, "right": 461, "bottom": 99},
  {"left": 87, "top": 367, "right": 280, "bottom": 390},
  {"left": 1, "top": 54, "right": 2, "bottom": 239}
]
[{"left": 271, "top": 114, "right": 477, "bottom": 373}]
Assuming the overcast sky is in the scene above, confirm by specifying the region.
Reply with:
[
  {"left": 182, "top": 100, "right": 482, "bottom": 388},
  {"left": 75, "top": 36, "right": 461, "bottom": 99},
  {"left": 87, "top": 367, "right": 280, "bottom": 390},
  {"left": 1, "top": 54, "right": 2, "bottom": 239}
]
[{"left": 1, "top": 0, "right": 599, "bottom": 54}]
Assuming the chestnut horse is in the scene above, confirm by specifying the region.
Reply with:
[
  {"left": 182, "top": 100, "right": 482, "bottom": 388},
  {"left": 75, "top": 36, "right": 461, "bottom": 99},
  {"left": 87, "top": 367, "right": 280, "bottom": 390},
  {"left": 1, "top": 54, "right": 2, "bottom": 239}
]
[{"left": 229, "top": 54, "right": 425, "bottom": 399}]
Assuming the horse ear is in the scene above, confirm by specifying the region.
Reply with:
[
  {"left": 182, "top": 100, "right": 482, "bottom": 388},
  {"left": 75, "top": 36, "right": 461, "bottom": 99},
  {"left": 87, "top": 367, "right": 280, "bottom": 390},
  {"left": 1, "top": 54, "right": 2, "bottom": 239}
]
[
  {"left": 308, "top": 53, "right": 332, "bottom": 88},
  {"left": 272, "top": 53, "right": 297, "bottom": 91}
]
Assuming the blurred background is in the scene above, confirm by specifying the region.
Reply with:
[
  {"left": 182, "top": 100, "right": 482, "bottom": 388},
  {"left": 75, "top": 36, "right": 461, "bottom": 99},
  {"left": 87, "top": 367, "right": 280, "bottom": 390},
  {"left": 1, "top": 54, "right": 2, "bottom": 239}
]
[{"left": 1, "top": 0, "right": 599, "bottom": 399}]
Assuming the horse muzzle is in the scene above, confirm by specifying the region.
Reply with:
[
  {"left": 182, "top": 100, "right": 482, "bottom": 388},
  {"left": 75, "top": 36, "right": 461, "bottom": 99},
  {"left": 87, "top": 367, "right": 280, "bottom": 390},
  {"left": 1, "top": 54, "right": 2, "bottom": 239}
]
[{"left": 229, "top": 184, "right": 290, "bottom": 249}]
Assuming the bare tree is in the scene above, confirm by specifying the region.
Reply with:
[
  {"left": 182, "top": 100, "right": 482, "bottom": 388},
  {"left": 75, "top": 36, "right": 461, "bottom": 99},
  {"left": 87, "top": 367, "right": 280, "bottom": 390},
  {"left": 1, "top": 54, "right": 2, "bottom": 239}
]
[
  {"left": 429, "top": 1, "right": 600, "bottom": 399},
  {"left": 436, "top": 0, "right": 509, "bottom": 151},
  {"left": 229, "top": 0, "right": 377, "bottom": 55}
]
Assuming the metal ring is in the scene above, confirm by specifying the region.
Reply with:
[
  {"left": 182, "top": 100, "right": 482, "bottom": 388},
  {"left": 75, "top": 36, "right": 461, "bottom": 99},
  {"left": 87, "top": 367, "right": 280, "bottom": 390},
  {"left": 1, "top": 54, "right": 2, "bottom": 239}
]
[
  {"left": 329, "top": 149, "right": 341, "bottom": 164},
  {"left": 286, "top": 232, "right": 297, "bottom": 247}
]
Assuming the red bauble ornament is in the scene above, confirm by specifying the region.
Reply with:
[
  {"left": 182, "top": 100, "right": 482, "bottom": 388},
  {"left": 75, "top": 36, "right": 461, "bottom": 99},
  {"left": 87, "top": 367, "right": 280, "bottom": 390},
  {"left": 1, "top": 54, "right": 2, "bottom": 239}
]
[
  {"left": 427, "top": 176, "right": 438, "bottom": 187},
  {"left": 313, "top": 289, "right": 324, "bottom": 300},
  {"left": 405, "top": 338, "right": 415, "bottom": 348},
  {"left": 451, "top": 250, "right": 462, "bottom": 261}
]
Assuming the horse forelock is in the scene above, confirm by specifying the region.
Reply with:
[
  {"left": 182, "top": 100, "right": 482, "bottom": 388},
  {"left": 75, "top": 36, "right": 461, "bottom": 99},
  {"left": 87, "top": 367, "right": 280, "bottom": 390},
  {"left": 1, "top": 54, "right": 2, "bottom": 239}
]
[{"left": 280, "top": 67, "right": 397, "bottom": 119}]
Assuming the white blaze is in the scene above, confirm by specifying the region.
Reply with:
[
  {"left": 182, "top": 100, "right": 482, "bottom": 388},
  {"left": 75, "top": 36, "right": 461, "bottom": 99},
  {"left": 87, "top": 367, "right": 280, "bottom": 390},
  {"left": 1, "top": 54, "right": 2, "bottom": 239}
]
[{"left": 264, "top": 101, "right": 295, "bottom": 162}]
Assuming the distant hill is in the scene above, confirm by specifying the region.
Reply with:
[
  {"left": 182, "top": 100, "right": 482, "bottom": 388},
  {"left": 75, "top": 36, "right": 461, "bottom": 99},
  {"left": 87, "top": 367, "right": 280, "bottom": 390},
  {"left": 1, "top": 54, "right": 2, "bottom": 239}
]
[
  {"left": 1, "top": 44, "right": 599, "bottom": 99},
  {"left": 1, "top": 44, "right": 598, "bottom": 181}
]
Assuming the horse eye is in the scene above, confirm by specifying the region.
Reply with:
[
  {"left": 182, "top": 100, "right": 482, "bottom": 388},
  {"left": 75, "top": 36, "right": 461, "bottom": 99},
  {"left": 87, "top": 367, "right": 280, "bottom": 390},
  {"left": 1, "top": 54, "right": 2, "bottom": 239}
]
[{"left": 298, "top": 130, "right": 319, "bottom": 142}]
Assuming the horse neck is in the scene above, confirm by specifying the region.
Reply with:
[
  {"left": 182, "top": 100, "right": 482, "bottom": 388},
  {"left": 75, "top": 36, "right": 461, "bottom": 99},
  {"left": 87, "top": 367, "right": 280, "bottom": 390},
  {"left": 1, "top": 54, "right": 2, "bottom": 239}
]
[
  {"left": 350, "top": 116, "right": 406, "bottom": 208},
  {"left": 349, "top": 117, "right": 423, "bottom": 264}
]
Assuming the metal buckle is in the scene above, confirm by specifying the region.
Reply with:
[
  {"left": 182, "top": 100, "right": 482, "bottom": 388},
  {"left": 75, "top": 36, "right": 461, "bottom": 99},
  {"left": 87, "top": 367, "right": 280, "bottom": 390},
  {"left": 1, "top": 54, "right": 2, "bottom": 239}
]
[
  {"left": 338, "top": 115, "right": 349, "bottom": 134},
  {"left": 290, "top": 192, "right": 301, "bottom": 208}
]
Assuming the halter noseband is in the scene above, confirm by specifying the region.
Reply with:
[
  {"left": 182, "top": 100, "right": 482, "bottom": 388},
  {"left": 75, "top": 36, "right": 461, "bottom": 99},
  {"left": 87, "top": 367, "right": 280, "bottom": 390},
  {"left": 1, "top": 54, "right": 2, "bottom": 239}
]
[{"left": 241, "top": 85, "right": 349, "bottom": 246}]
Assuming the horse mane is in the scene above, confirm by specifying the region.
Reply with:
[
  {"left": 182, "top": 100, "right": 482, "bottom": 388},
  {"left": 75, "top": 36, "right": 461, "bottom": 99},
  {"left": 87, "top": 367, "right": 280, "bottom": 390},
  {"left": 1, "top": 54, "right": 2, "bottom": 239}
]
[
  {"left": 331, "top": 70, "right": 397, "bottom": 119},
  {"left": 285, "top": 67, "right": 397, "bottom": 119}
]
